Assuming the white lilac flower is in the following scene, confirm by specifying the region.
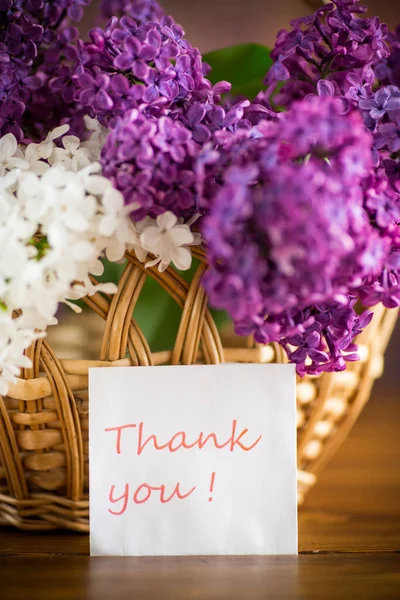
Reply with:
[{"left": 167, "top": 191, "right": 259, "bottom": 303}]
[
  {"left": 0, "top": 119, "right": 200, "bottom": 395},
  {"left": 140, "top": 212, "right": 200, "bottom": 272},
  {"left": 0, "top": 121, "right": 134, "bottom": 394},
  {"left": 81, "top": 116, "right": 109, "bottom": 161},
  {"left": 49, "top": 135, "right": 92, "bottom": 172},
  {"left": 99, "top": 187, "right": 143, "bottom": 262},
  {"left": 25, "top": 124, "right": 70, "bottom": 162},
  {"left": 0, "top": 134, "right": 29, "bottom": 176}
]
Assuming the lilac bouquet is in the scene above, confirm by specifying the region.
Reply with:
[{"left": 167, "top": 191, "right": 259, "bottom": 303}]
[{"left": 0, "top": 0, "right": 399, "bottom": 392}]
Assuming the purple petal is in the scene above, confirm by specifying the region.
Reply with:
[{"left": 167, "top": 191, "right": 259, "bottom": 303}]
[
  {"left": 370, "top": 108, "right": 386, "bottom": 120},
  {"left": 308, "top": 348, "right": 329, "bottom": 363},
  {"left": 186, "top": 103, "right": 206, "bottom": 126},
  {"left": 290, "top": 347, "right": 307, "bottom": 363},
  {"left": 132, "top": 60, "right": 149, "bottom": 80},
  {"left": 269, "top": 61, "right": 290, "bottom": 82},
  {"left": 95, "top": 89, "right": 114, "bottom": 110},
  {"left": 317, "top": 79, "right": 335, "bottom": 97},
  {"left": 386, "top": 97, "right": 400, "bottom": 112},
  {"left": 114, "top": 52, "right": 133, "bottom": 71}
]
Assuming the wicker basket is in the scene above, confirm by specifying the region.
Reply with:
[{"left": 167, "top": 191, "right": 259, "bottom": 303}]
[{"left": 0, "top": 247, "right": 396, "bottom": 531}]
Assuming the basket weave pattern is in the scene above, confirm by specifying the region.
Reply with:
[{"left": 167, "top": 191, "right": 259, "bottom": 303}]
[{"left": 0, "top": 248, "right": 396, "bottom": 531}]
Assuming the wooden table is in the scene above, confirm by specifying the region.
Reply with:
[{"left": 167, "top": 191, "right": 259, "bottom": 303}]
[{"left": 1, "top": 365, "right": 399, "bottom": 599}]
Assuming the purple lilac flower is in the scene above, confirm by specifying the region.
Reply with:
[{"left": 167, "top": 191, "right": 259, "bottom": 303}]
[
  {"left": 0, "top": 0, "right": 91, "bottom": 140},
  {"left": 383, "top": 159, "right": 400, "bottom": 193},
  {"left": 375, "top": 25, "right": 400, "bottom": 88},
  {"left": 375, "top": 115, "right": 400, "bottom": 153},
  {"left": 264, "top": 0, "right": 389, "bottom": 112},
  {"left": 100, "top": 108, "right": 200, "bottom": 220},
  {"left": 101, "top": 0, "right": 165, "bottom": 22},
  {"left": 359, "top": 268, "right": 400, "bottom": 309},
  {"left": 366, "top": 182, "right": 400, "bottom": 229},
  {"left": 355, "top": 84, "right": 400, "bottom": 199},
  {"left": 74, "top": 15, "right": 221, "bottom": 127},
  {"left": 202, "top": 96, "right": 393, "bottom": 375},
  {"left": 358, "top": 86, "right": 400, "bottom": 121},
  {"left": 264, "top": 0, "right": 400, "bottom": 194},
  {"left": 262, "top": 0, "right": 400, "bottom": 331}
]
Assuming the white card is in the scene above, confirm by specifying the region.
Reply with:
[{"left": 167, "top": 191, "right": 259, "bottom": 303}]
[{"left": 89, "top": 363, "right": 297, "bottom": 556}]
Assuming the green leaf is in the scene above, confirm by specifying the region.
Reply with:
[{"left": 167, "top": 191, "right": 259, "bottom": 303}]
[{"left": 204, "top": 43, "right": 272, "bottom": 100}]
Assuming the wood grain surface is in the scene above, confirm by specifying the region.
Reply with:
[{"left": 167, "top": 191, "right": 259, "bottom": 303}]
[{"left": 1, "top": 326, "right": 399, "bottom": 599}]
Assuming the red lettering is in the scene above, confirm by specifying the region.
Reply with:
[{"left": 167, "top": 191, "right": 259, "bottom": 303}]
[
  {"left": 107, "top": 421, "right": 262, "bottom": 456},
  {"left": 168, "top": 432, "right": 187, "bottom": 452},
  {"left": 229, "top": 419, "right": 262, "bottom": 452},
  {"left": 104, "top": 424, "right": 137, "bottom": 455},
  {"left": 137, "top": 422, "right": 171, "bottom": 455},
  {"left": 198, "top": 432, "right": 231, "bottom": 450},
  {"left": 108, "top": 484, "right": 129, "bottom": 515},
  {"left": 159, "top": 482, "right": 196, "bottom": 503},
  {"left": 133, "top": 483, "right": 152, "bottom": 505},
  {"left": 130, "top": 482, "right": 196, "bottom": 506}
]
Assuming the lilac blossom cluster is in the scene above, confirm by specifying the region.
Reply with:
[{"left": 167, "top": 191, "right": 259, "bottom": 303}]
[
  {"left": 90, "top": 6, "right": 258, "bottom": 218},
  {"left": 94, "top": 0, "right": 399, "bottom": 374},
  {"left": 261, "top": 0, "right": 400, "bottom": 197},
  {"left": 263, "top": 0, "right": 389, "bottom": 110},
  {"left": 202, "top": 97, "right": 393, "bottom": 375},
  {"left": 101, "top": 108, "right": 200, "bottom": 220},
  {"left": 251, "top": 0, "right": 400, "bottom": 371},
  {"left": 74, "top": 15, "right": 219, "bottom": 127},
  {"left": 1, "top": 0, "right": 397, "bottom": 375},
  {"left": 99, "top": 94, "right": 255, "bottom": 218},
  {"left": 0, "top": 0, "right": 91, "bottom": 140}
]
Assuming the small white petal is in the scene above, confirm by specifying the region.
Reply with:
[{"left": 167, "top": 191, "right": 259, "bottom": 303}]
[
  {"left": 106, "top": 241, "right": 125, "bottom": 262},
  {"left": 102, "top": 187, "right": 124, "bottom": 213},
  {"left": 83, "top": 116, "right": 100, "bottom": 132},
  {"left": 0, "top": 169, "right": 19, "bottom": 190},
  {"left": 63, "top": 209, "right": 89, "bottom": 232},
  {"left": 96, "top": 282, "right": 118, "bottom": 294},
  {"left": 30, "top": 160, "right": 50, "bottom": 175},
  {"left": 64, "top": 299, "right": 82, "bottom": 313},
  {"left": 62, "top": 135, "right": 80, "bottom": 153},
  {"left": 0, "top": 133, "right": 18, "bottom": 161},
  {"left": 25, "top": 143, "right": 40, "bottom": 162},
  {"left": 140, "top": 226, "right": 162, "bottom": 250},
  {"left": 136, "top": 216, "right": 155, "bottom": 234},
  {"left": 85, "top": 175, "right": 111, "bottom": 195},
  {"left": 80, "top": 194, "right": 97, "bottom": 219},
  {"left": 145, "top": 257, "right": 161, "bottom": 269},
  {"left": 90, "top": 260, "right": 105, "bottom": 276},
  {"left": 50, "top": 124, "right": 70, "bottom": 141},
  {"left": 171, "top": 246, "right": 192, "bottom": 271},
  {"left": 133, "top": 244, "right": 148, "bottom": 263},
  {"left": 156, "top": 211, "right": 177, "bottom": 231},
  {"left": 99, "top": 215, "right": 117, "bottom": 237},
  {"left": 71, "top": 241, "right": 96, "bottom": 262},
  {"left": 158, "top": 260, "right": 169, "bottom": 272},
  {"left": 168, "top": 225, "right": 194, "bottom": 246},
  {"left": 7, "top": 157, "right": 30, "bottom": 170},
  {"left": 158, "top": 235, "right": 174, "bottom": 264},
  {"left": 38, "top": 140, "right": 55, "bottom": 160}
]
